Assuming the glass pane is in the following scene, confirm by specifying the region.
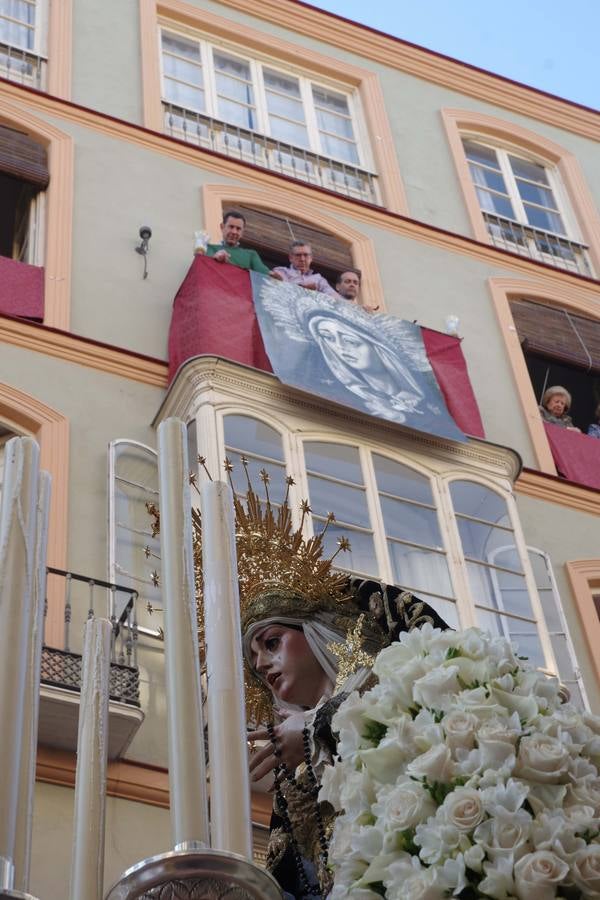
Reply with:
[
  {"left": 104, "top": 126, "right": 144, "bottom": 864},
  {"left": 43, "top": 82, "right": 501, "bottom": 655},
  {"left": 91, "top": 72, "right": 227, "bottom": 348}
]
[
  {"left": 269, "top": 115, "right": 309, "bottom": 148},
  {"left": 469, "top": 163, "right": 508, "bottom": 195},
  {"left": 509, "top": 154, "right": 550, "bottom": 185},
  {"left": 163, "top": 54, "right": 203, "bottom": 87},
  {"left": 266, "top": 90, "right": 305, "bottom": 123},
  {"left": 373, "top": 454, "right": 434, "bottom": 504},
  {"left": 163, "top": 79, "right": 205, "bottom": 111},
  {"left": 304, "top": 442, "right": 363, "bottom": 485},
  {"left": 475, "top": 187, "right": 515, "bottom": 219},
  {"left": 224, "top": 415, "right": 284, "bottom": 461},
  {"left": 476, "top": 606, "right": 545, "bottom": 668},
  {"left": 457, "top": 520, "right": 521, "bottom": 569},
  {"left": 218, "top": 97, "right": 255, "bottom": 129},
  {"left": 161, "top": 32, "right": 201, "bottom": 62},
  {"left": 315, "top": 108, "right": 355, "bottom": 140},
  {"left": 388, "top": 544, "right": 453, "bottom": 598},
  {"left": 312, "top": 86, "right": 350, "bottom": 115},
  {"left": 462, "top": 140, "right": 501, "bottom": 170},
  {"left": 516, "top": 180, "right": 558, "bottom": 210},
  {"left": 224, "top": 451, "right": 287, "bottom": 505},
  {"left": 320, "top": 132, "right": 359, "bottom": 164},
  {"left": 524, "top": 204, "right": 565, "bottom": 235},
  {"left": 468, "top": 562, "right": 534, "bottom": 618},
  {"left": 319, "top": 521, "right": 376, "bottom": 575},
  {"left": 264, "top": 68, "right": 302, "bottom": 98},
  {"left": 381, "top": 497, "right": 442, "bottom": 548},
  {"left": 216, "top": 71, "right": 254, "bottom": 105},
  {"left": 450, "top": 481, "right": 509, "bottom": 525},
  {"left": 308, "top": 474, "right": 370, "bottom": 528},
  {"left": 0, "top": 17, "right": 32, "bottom": 48},
  {"left": 214, "top": 51, "right": 251, "bottom": 81}
]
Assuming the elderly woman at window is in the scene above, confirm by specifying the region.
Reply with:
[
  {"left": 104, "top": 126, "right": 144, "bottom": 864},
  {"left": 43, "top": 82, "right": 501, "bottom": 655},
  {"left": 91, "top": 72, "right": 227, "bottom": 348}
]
[{"left": 539, "top": 385, "right": 581, "bottom": 432}]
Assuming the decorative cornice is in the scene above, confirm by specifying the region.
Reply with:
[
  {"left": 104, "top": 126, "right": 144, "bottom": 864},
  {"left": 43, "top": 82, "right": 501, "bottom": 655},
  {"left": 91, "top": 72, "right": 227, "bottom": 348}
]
[
  {"left": 0, "top": 314, "right": 168, "bottom": 388},
  {"left": 2, "top": 79, "right": 600, "bottom": 296},
  {"left": 35, "top": 747, "right": 272, "bottom": 825},
  {"left": 155, "top": 355, "right": 522, "bottom": 482},
  {"left": 516, "top": 468, "right": 600, "bottom": 516},
  {"left": 216, "top": 0, "right": 600, "bottom": 143}
]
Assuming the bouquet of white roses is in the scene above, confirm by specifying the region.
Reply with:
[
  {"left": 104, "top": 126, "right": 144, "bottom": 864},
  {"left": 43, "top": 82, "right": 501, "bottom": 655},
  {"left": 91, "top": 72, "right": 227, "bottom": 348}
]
[{"left": 321, "top": 625, "right": 600, "bottom": 900}]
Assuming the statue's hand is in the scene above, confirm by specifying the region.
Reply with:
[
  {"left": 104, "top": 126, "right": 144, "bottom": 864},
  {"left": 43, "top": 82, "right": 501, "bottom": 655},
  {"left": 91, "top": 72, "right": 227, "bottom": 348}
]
[{"left": 248, "top": 710, "right": 307, "bottom": 783}]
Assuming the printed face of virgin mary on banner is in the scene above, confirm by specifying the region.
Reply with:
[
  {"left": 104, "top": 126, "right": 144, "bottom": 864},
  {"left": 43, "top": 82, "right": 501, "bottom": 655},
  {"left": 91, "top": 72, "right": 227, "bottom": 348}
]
[{"left": 250, "top": 274, "right": 466, "bottom": 442}]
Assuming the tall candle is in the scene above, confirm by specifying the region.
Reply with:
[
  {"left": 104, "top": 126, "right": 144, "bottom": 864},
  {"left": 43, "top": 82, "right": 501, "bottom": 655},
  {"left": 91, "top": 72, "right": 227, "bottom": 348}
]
[
  {"left": 201, "top": 480, "right": 252, "bottom": 858},
  {"left": 0, "top": 437, "right": 39, "bottom": 890},
  {"left": 69, "top": 617, "right": 111, "bottom": 900},
  {"left": 14, "top": 471, "right": 52, "bottom": 892},
  {"left": 157, "top": 418, "right": 209, "bottom": 848}
]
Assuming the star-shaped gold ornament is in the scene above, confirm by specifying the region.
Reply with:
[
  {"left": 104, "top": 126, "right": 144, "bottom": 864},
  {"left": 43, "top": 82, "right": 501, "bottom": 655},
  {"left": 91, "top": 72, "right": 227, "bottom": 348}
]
[{"left": 328, "top": 614, "right": 375, "bottom": 691}]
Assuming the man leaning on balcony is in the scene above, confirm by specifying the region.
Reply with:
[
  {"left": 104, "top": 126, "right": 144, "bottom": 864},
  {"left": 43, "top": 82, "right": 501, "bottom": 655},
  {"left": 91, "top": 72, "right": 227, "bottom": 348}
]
[
  {"left": 207, "top": 210, "right": 282, "bottom": 278},
  {"left": 273, "top": 241, "right": 339, "bottom": 296}
]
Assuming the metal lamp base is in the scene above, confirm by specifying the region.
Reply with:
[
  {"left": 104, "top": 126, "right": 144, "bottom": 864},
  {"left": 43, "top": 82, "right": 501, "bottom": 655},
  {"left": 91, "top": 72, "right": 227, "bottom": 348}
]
[{"left": 105, "top": 848, "right": 283, "bottom": 899}]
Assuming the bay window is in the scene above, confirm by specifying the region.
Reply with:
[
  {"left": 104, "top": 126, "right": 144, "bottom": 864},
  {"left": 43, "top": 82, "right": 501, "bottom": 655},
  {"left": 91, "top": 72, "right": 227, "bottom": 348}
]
[{"left": 0, "top": 0, "right": 46, "bottom": 88}]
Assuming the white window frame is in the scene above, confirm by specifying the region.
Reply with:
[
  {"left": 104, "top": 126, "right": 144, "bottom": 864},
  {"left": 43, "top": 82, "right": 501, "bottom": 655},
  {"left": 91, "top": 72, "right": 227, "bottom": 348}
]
[
  {"left": 0, "top": 0, "right": 48, "bottom": 86},
  {"left": 158, "top": 24, "right": 371, "bottom": 172},
  {"left": 463, "top": 136, "right": 580, "bottom": 239}
]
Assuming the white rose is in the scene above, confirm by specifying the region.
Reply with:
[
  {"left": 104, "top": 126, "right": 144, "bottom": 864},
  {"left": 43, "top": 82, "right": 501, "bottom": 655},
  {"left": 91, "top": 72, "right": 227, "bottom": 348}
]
[
  {"left": 406, "top": 744, "right": 455, "bottom": 783},
  {"left": 477, "top": 713, "right": 521, "bottom": 745},
  {"left": 515, "top": 734, "right": 571, "bottom": 784},
  {"left": 571, "top": 844, "right": 600, "bottom": 897},
  {"left": 567, "top": 776, "right": 600, "bottom": 813},
  {"left": 443, "top": 710, "right": 479, "bottom": 752},
  {"left": 479, "top": 856, "right": 515, "bottom": 900},
  {"left": 584, "top": 712, "right": 600, "bottom": 735},
  {"left": 413, "top": 665, "right": 461, "bottom": 711},
  {"left": 441, "top": 787, "right": 485, "bottom": 832},
  {"left": 491, "top": 684, "right": 539, "bottom": 721},
  {"left": 457, "top": 628, "right": 490, "bottom": 660},
  {"left": 474, "top": 808, "right": 531, "bottom": 861},
  {"left": 337, "top": 767, "right": 377, "bottom": 818},
  {"left": 372, "top": 778, "right": 436, "bottom": 833},
  {"left": 480, "top": 778, "right": 530, "bottom": 815},
  {"left": 386, "top": 857, "right": 445, "bottom": 900},
  {"left": 415, "top": 821, "right": 462, "bottom": 865},
  {"left": 514, "top": 850, "right": 569, "bottom": 900}
]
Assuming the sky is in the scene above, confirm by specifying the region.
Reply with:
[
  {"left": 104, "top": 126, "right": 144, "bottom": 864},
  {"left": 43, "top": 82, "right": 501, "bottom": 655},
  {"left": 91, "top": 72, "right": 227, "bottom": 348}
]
[{"left": 308, "top": 0, "right": 600, "bottom": 111}]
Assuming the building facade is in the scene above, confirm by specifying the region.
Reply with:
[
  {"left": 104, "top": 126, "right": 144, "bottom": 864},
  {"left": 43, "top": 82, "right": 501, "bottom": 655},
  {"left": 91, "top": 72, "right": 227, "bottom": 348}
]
[{"left": 1, "top": 1, "right": 600, "bottom": 896}]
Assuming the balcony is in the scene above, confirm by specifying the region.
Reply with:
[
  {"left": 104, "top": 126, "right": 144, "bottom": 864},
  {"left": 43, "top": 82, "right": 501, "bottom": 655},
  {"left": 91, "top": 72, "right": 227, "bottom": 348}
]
[
  {"left": 39, "top": 567, "right": 145, "bottom": 759},
  {"left": 483, "top": 212, "right": 592, "bottom": 277},
  {"left": 0, "top": 40, "right": 46, "bottom": 90},
  {"left": 162, "top": 101, "right": 380, "bottom": 206}
]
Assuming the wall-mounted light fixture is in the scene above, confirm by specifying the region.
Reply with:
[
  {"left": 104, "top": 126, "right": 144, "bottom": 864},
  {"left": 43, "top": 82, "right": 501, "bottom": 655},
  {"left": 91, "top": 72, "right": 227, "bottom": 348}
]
[{"left": 135, "top": 225, "right": 152, "bottom": 279}]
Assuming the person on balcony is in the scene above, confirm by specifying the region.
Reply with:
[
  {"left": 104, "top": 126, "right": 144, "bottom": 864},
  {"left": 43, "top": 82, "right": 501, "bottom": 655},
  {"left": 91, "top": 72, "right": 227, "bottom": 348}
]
[
  {"left": 335, "top": 269, "right": 379, "bottom": 313},
  {"left": 539, "top": 385, "right": 581, "bottom": 431},
  {"left": 273, "top": 241, "right": 339, "bottom": 296},
  {"left": 206, "top": 210, "right": 282, "bottom": 277},
  {"left": 587, "top": 402, "right": 600, "bottom": 438}
]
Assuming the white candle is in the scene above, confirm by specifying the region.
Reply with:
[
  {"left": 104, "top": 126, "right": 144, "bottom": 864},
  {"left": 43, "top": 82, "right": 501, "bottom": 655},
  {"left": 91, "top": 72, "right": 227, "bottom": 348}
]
[
  {"left": 201, "top": 480, "right": 252, "bottom": 859},
  {"left": 157, "top": 418, "right": 210, "bottom": 848},
  {"left": 0, "top": 437, "right": 39, "bottom": 890},
  {"left": 69, "top": 617, "right": 112, "bottom": 900},
  {"left": 14, "top": 471, "right": 52, "bottom": 892}
]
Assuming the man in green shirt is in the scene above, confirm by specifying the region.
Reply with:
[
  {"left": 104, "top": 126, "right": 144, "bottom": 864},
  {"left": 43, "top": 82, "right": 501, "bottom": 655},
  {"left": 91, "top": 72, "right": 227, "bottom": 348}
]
[{"left": 206, "top": 210, "right": 282, "bottom": 278}]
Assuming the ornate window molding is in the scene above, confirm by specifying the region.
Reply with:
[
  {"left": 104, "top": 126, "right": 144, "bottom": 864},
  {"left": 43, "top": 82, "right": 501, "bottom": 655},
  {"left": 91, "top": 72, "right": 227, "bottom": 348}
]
[{"left": 442, "top": 108, "right": 600, "bottom": 278}]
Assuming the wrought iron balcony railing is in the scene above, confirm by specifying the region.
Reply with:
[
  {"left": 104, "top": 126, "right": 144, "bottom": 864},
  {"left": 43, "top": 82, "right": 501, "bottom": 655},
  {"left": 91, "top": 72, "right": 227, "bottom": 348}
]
[
  {"left": 42, "top": 567, "right": 141, "bottom": 707},
  {"left": 483, "top": 212, "right": 592, "bottom": 277},
  {"left": 162, "top": 101, "right": 381, "bottom": 206},
  {"left": 0, "top": 40, "right": 46, "bottom": 89}
]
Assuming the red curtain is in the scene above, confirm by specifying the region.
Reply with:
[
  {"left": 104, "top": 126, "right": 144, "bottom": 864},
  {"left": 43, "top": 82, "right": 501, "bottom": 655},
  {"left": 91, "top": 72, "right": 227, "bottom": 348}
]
[
  {"left": 544, "top": 423, "right": 600, "bottom": 491},
  {"left": 168, "top": 256, "right": 485, "bottom": 438},
  {"left": 0, "top": 257, "right": 44, "bottom": 320}
]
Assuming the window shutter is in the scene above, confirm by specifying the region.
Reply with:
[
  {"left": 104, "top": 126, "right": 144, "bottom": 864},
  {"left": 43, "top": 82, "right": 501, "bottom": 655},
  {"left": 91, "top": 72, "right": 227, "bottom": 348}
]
[
  {"left": 0, "top": 125, "right": 49, "bottom": 189},
  {"left": 511, "top": 299, "right": 600, "bottom": 374}
]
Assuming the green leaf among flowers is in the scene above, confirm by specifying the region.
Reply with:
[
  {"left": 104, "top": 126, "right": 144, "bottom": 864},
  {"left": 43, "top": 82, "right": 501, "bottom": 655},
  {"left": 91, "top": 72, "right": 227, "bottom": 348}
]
[{"left": 362, "top": 719, "right": 388, "bottom": 746}]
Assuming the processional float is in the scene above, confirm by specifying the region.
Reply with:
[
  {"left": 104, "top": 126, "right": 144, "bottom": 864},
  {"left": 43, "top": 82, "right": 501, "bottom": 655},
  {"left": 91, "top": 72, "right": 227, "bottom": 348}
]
[{"left": 0, "top": 425, "right": 281, "bottom": 900}]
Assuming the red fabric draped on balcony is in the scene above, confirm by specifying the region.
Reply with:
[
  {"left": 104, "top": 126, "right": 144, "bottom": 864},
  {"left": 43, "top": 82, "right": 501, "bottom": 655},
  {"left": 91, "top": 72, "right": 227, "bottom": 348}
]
[
  {"left": 0, "top": 256, "right": 44, "bottom": 319},
  {"left": 544, "top": 423, "right": 600, "bottom": 491},
  {"left": 168, "top": 256, "right": 485, "bottom": 438}
]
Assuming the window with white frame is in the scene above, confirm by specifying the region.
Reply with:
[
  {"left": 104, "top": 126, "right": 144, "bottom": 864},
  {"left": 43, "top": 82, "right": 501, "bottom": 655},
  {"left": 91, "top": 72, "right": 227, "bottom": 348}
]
[
  {"left": 218, "top": 413, "right": 562, "bottom": 674},
  {"left": 159, "top": 27, "right": 377, "bottom": 203},
  {"left": 461, "top": 138, "right": 591, "bottom": 276},
  {"left": 0, "top": 0, "right": 47, "bottom": 88}
]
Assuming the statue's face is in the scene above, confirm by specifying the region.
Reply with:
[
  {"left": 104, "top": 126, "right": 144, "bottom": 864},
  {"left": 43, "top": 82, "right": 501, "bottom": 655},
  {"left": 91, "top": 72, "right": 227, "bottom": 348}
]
[{"left": 249, "top": 625, "right": 330, "bottom": 708}]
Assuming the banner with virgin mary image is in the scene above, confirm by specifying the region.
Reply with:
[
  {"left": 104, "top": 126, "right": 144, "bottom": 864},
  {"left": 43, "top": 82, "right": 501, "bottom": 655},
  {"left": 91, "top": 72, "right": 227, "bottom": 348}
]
[{"left": 250, "top": 273, "right": 466, "bottom": 443}]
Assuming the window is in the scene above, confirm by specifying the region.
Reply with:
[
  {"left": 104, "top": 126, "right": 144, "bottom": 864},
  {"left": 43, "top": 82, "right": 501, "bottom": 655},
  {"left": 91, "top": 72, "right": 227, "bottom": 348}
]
[
  {"left": 159, "top": 28, "right": 377, "bottom": 203},
  {"left": 0, "top": 0, "right": 47, "bottom": 88},
  {"left": 462, "top": 138, "right": 590, "bottom": 275},
  {"left": 216, "top": 413, "right": 562, "bottom": 670},
  {"left": 0, "top": 122, "right": 48, "bottom": 265}
]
